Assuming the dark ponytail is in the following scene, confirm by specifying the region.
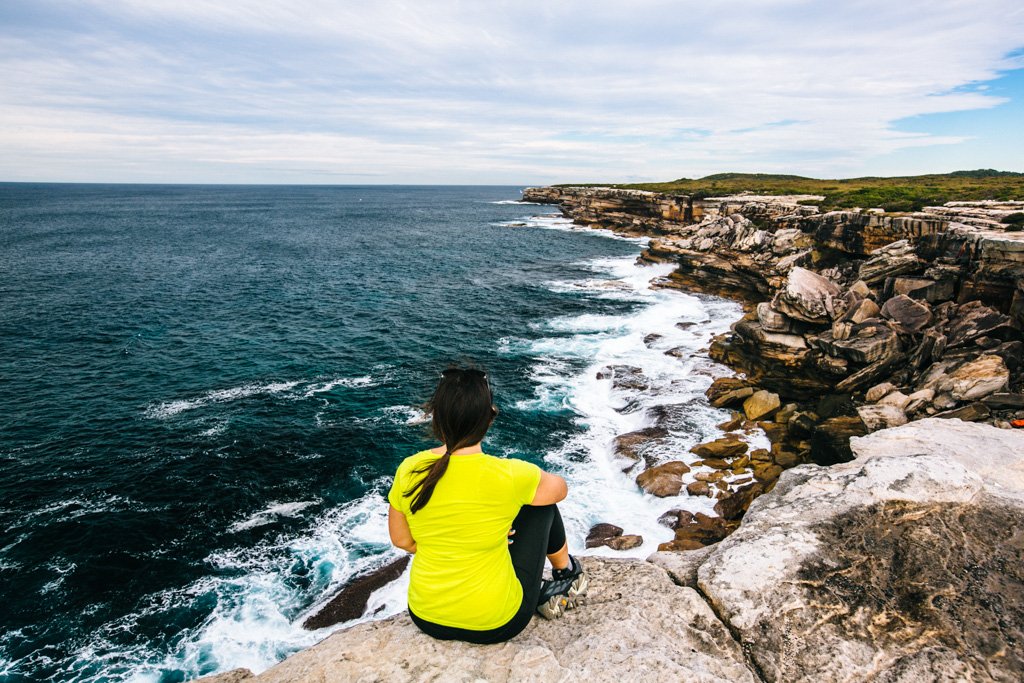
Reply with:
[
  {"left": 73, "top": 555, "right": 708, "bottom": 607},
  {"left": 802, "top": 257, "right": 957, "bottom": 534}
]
[{"left": 405, "top": 366, "right": 496, "bottom": 513}]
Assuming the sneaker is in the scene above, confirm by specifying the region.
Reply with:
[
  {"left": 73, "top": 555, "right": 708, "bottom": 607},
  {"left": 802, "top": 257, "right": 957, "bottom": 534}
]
[{"left": 537, "top": 555, "right": 588, "bottom": 620}]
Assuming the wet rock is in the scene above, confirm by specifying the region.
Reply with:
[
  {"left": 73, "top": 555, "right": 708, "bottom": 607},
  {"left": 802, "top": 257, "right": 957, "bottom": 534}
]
[
  {"left": 772, "top": 267, "right": 843, "bottom": 323},
  {"left": 856, "top": 404, "right": 909, "bottom": 431},
  {"left": 937, "top": 354, "right": 1010, "bottom": 401},
  {"left": 743, "top": 390, "right": 781, "bottom": 421},
  {"left": 699, "top": 458, "right": 733, "bottom": 470},
  {"left": 657, "top": 509, "right": 695, "bottom": 530},
  {"left": 605, "top": 534, "right": 644, "bottom": 551},
  {"left": 303, "top": 556, "right": 410, "bottom": 630},
  {"left": 689, "top": 436, "right": 748, "bottom": 459},
  {"left": 642, "top": 333, "right": 663, "bottom": 347},
  {"left": 772, "top": 449, "right": 801, "bottom": 468},
  {"left": 982, "top": 392, "right": 1024, "bottom": 408},
  {"left": 686, "top": 480, "right": 712, "bottom": 497},
  {"left": 636, "top": 461, "right": 690, "bottom": 497},
  {"left": 880, "top": 295, "right": 933, "bottom": 334},
  {"left": 585, "top": 523, "right": 624, "bottom": 549},
  {"left": 607, "top": 365, "right": 648, "bottom": 391},
  {"left": 612, "top": 427, "right": 669, "bottom": 469}
]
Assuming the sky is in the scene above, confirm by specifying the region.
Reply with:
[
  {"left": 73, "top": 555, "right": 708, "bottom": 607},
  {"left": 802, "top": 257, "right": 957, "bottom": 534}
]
[{"left": 1, "top": 0, "right": 1023, "bottom": 185}]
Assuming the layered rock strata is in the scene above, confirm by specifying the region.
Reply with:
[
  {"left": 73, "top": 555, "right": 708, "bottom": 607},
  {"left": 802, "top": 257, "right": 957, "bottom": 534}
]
[{"left": 197, "top": 420, "right": 1024, "bottom": 683}]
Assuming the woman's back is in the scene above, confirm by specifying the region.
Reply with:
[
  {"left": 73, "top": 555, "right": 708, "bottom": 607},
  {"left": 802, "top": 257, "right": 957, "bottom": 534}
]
[{"left": 388, "top": 450, "right": 541, "bottom": 630}]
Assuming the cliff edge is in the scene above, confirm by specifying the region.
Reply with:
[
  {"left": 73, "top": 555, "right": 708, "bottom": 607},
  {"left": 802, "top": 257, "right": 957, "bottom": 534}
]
[{"left": 198, "top": 419, "right": 1023, "bottom": 683}]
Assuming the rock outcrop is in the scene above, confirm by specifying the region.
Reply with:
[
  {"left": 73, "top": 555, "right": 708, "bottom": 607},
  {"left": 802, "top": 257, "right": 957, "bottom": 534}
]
[{"left": 197, "top": 420, "right": 1024, "bottom": 683}]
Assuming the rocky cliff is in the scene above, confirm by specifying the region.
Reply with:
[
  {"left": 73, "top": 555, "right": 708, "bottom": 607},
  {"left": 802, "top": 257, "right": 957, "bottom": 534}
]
[
  {"left": 524, "top": 186, "right": 1024, "bottom": 475},
  {"left": 197, "top": 419, "right": 1024, "bottom": 683}
]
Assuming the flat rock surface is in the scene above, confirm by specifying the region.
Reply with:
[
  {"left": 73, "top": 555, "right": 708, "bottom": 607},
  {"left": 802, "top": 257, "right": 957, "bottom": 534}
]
[
  {"left": 199, "top": 558, "right": 757, "bottom": 683},
  {"left": 698, "top": 419, "right": 1024, "bottom": 683}
]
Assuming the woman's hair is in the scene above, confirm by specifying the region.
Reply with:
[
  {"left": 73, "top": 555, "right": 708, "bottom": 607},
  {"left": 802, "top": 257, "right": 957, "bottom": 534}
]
[{"left": 404, "top": 365, "right": 496, "bottom": 514}]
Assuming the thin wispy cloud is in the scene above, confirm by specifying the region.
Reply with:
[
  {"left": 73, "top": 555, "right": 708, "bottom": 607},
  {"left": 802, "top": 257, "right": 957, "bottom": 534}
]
[{"left": 1, "top": 0, "right": 1022, "bottom": 183}]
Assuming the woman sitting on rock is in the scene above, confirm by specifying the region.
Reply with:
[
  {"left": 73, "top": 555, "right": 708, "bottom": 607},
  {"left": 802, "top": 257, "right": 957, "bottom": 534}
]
[{"left": 387, "top": 365, "right": 587, "bottom": 643}]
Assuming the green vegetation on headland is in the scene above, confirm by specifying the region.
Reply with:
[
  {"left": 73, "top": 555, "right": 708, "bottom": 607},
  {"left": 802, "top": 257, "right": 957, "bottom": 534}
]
[{"left": 561, "top": 169, "right": 1024, "bottom": 212}]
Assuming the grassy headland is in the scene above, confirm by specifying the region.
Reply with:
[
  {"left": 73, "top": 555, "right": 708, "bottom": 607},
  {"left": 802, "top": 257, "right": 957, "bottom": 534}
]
[{"left": 559, "top": 169, "right": 1024, "bottom": 212}]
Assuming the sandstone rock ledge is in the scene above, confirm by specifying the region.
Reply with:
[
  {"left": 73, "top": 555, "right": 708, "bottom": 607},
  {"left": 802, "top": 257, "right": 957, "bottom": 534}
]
[{"left": 198, "top": 420, "right": 1023, "bottom": 683}]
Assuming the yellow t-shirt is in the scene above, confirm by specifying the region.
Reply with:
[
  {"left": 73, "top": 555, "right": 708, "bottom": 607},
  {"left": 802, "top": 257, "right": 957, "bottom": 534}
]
[{"left": 387, "top": 450, "right": 542, "bottom": 630}]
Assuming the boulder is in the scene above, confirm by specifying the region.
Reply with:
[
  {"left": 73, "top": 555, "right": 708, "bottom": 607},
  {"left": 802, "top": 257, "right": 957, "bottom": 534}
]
[
  {"left": 840, "top": 297, "right": 880, "bottom": 324},
  {"left": 865, "top": 382, "right": 897, "bottom": 403},
  {"left": 657, "top": 508, "right": 695, "bottom": 529},
  {"left": 810, "top": 322, "right": 901, "bottom": 365},
  {"left": 934, "top": 402, "right": 991, "bottom": 422},
  {"left": 772, "top": 267, "right": 843, "bottom": 323},
  {"left": 904, "top": 388, "right": 935, "bottom": 414},
  {"left": 585, "top": 523, "right": 624, "bottom": 549},
  {"left": 636, "top": 461, "right": 690, "bottom": 497},
  {"left": 946, "top": 301, "right": 1017, "bottom": 348},
  {"left": 743, "top": 390, "right": 781, "bottom": 421},
  {"left": 714, "top": 481, "right": 768, "bottom": 520},
  {"left": 877, "top": 390, "right": 911, "bottom": 411},
  {"left": 937, "top": 354, "right": 1010, "bottom": 401},
  {"left": 697, "top": 419, "right": 1024, "bottom": 683},
  {"left": 856, "top": 404, "right": 909, "bottom": 431},
  {"left": 222, "top": 558, "right": 757, "bottom": 683},
  {"left": 880, "top": 295, "right": 932, "bottom": 334},
  {"left": 605, "top": 534, "right": 644, "bottom": 551},
  {"left": 686, "top": 480, "right": 712, "bottom": 497},
  {"left": 612, "top": 427, "right": 669, "bottom": 469},
  {"left": 706, "top": 377, "right": 755, "bottom": 408},
  {"left": 756, "top": 301, "right": 794, "bottom": 332},
  {"left": 303, "top": 556, "right": 410, "bottom": 630},
  {"left": 671, "top": 512, "right": 733, "bottom": 547},
  {"left": 690, "top": 436, "right": 748, "bottom": 459}
]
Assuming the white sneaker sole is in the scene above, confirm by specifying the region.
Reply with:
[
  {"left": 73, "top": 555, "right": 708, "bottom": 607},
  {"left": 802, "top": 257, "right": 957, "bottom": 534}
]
[{"left": 537, "top": 572, "right": 589, "bottom": 620}]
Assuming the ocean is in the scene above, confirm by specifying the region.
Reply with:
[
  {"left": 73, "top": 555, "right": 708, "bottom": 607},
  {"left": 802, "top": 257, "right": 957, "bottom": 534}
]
[{"left": 0, "top": 184, "right": 746, "bottom": 682}]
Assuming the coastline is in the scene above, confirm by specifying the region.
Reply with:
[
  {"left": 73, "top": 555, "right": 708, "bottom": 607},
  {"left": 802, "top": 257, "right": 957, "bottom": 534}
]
[
  {"left": 191, "top": 189, "right": 1024, "bottom": 683},
  {"left": 519, "top": 184, "right": 1024, "bottom": 542}
]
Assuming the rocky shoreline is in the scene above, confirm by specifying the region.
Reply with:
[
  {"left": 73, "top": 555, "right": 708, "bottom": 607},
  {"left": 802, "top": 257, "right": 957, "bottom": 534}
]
[{"left": 523, "top": 185, "right": 1024, "bottom": 548}]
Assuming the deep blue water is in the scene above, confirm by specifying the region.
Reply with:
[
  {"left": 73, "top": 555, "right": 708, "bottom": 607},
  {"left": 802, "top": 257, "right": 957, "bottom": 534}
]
[{"left": 0, "top": 185, "right": 661, "bottom": 681}]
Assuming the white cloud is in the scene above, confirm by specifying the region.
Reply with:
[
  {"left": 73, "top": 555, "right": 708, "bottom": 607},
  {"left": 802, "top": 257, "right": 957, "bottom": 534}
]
[{"left": 1, "top": 0, "right": 1022, "bottom": 182}]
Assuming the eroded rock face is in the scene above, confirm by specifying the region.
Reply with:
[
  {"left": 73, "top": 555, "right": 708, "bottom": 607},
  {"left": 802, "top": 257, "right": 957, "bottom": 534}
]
[{"left": 697, "top": 419, "right": 1024, "bottom": 683}]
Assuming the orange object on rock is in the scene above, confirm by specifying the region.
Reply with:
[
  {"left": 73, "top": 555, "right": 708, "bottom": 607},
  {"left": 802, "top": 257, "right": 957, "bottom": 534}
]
[{"left": 1012, "top": 419, "right": 1024, "bottom": 428}]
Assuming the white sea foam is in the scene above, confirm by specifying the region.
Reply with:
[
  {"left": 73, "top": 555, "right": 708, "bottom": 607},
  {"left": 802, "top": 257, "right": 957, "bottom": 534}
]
[
  {"left": 145, "top": 381, "right": 303, "bottom": 419},
  {"left": 228, "top": 501, "right": 319, "bottom": 533},
  {"left": 493, "top": 214, "right": 646, "bottom": 243},
  {"left": 146, "top": 370, "right": 392, "bottom": 420},
  {"left": 502, "top": 255, "right": 765, "bottom": 559},
  {"left": 488, "top": 199, "right": 544, "bottom": 205}
]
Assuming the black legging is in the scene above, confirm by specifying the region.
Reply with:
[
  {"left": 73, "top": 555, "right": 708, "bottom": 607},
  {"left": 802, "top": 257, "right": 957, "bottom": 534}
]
[{"left": 409, "top": 504, "right": 566, "bottom": 644}]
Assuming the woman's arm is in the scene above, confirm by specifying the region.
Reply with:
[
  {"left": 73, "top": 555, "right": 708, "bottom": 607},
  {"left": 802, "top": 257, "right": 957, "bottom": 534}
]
[
  {"left": 530, "top": 471, "right": 568, "bottom": 506},
  {"left": 388, "top": 505, "right": 417, "bottom": 553}
]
